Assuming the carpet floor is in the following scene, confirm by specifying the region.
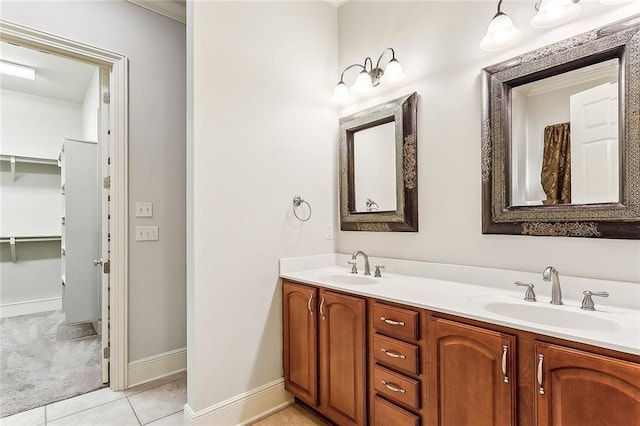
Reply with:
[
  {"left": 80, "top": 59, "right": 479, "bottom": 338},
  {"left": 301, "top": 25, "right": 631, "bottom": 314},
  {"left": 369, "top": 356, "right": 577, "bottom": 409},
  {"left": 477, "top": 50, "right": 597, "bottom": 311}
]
[{"left": 0, "top": 310, "right": 105, "bottom": 417}]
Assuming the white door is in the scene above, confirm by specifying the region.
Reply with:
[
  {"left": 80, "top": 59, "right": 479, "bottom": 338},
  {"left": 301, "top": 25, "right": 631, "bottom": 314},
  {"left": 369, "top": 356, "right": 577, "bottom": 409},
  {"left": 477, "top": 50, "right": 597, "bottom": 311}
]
[
  {"left": 569, "top": 82, "right": 619, "bottom": 204},
  {"left": 99, "top": 68, "right": 111, "bottom": 384}
]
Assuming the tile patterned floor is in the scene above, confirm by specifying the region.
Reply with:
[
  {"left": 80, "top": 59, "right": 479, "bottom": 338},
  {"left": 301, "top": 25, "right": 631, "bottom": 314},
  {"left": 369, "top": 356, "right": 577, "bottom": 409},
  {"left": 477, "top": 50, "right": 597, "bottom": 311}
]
[
  {"left": 0, "top": 371, "right": 326, "bottom": 426},
  {"left": 0, "top": 372, "right": 186, "bottom": 426}
]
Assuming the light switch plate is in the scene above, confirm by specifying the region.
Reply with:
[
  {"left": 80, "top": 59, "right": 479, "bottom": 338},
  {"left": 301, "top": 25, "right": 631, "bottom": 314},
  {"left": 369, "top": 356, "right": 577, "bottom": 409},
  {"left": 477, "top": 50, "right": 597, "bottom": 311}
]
[
  {"left": 135, "top": 202, "right": 153, "bottom": 217},
  {"left": 136, "top": 225, "right": 159, "bottom": 241}
]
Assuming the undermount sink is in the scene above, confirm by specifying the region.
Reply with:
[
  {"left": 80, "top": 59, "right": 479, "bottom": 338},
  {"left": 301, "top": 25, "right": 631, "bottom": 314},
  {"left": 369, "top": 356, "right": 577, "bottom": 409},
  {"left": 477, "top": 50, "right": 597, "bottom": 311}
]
[
  {"left": 481, "top": 301, "right": 620, "bottom": 332},
  {"left": 318, "top": 273, "right": 378, "bottom": 286}
]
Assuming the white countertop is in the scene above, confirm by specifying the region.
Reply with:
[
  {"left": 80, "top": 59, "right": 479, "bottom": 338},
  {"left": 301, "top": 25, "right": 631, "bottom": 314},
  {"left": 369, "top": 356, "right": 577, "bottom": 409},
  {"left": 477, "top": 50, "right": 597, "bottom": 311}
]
[{"left": 280, "top": 254, "right": 640, "bottom": 356}]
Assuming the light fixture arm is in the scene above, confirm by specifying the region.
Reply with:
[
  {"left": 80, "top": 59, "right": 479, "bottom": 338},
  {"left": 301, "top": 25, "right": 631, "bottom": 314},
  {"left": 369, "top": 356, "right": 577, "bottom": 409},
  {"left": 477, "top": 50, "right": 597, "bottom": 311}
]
[
  {"left": 339, "top": 63, "right": 367, "bottom": 83},
  {"left": 374, "top": 47, "right": 396, "bottom": 70},
  {"left": 497, "top": 0, "right": 504, "bottom": 15}
]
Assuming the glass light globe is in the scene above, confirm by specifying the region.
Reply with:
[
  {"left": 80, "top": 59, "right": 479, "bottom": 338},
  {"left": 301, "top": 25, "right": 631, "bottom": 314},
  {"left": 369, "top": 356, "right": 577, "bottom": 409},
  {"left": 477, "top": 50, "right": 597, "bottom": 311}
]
[
  {"left": 382, "top": 58, "right": 405, "bottom": 83},
  {"left": 352, "top": 70, "right": 373, "bottom": 94},
  {"left": 600, "top": 0, "right": 635, "bottom": 4},
  {"left": 332, "top": 81, "right": 350, "bottom": 104},
  {"left": 531, "top": 0, "right": 581, "bottom": 28},
  {"left": 480, "top": 13, "right": 522, "bottom": 52}
]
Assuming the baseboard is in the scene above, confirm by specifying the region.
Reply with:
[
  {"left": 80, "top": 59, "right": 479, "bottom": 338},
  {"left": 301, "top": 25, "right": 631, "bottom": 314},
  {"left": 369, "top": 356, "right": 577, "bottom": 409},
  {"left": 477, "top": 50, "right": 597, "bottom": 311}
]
[
  {"left": 127, "top": 347, "right": 187, "bottom": 387},
  {"left": 0, "top": 297, "right": 62, "bottom": 318},
  {"left": 184, "top": 378, "right": 294, "bottom": 425}
]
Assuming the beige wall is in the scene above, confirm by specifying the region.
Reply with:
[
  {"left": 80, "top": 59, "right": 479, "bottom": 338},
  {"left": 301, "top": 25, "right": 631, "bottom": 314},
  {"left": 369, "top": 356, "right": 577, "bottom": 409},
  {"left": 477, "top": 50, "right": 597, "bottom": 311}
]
[
  {"left": 337, "top": 1, "right": 640, "bottom": 284},
  {"left": 188, "top": 0, "right": 337, "bottom": 413}
]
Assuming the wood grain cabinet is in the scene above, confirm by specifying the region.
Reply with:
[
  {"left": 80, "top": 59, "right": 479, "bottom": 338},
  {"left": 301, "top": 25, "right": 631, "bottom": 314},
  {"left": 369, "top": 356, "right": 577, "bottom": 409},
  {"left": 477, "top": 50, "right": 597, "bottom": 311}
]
[
  {"left": 283, "top": 279, "right": 640, "bottom": 426},
  {"left": 282, "top": 280, "right": 366, "bottom": 426},
  {"left": 429, "top": 318, "right": 516, "bottom": 426},
  {"left": 535, "top": 342, "right": 640, "bottom": 426}
]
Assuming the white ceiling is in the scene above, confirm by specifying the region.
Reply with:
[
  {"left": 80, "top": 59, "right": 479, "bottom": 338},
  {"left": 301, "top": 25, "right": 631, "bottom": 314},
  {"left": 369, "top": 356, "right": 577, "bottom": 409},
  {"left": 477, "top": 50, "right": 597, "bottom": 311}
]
[{"left": 0, "top": 42, "right": 98, "bottom": 103}]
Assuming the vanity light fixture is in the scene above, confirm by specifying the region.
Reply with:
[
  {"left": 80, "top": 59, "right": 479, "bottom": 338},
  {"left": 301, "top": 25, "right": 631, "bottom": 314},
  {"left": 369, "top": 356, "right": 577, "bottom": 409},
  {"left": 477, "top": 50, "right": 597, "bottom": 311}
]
[
  {"left": 0, "top": 60, "right": 35, "bottom": 80},
  {"left": 531, "top": 0, "right": 581, "bottom": 28},
  {"left": 480, "top": 0, "right": 522, "bottom": 52},
  {"left": 332, "top": 48, "right": 404, "bottom": 104}
]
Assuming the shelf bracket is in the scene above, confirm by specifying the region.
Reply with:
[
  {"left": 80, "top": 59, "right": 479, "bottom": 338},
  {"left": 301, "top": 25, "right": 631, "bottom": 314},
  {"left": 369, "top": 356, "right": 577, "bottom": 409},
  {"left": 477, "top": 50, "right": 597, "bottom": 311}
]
[
  {"left": 9, "top": 237, "right": 16, "bottom": 263},
  {"left": 10, "top": 156, "right": 16, "bottom": 182}
]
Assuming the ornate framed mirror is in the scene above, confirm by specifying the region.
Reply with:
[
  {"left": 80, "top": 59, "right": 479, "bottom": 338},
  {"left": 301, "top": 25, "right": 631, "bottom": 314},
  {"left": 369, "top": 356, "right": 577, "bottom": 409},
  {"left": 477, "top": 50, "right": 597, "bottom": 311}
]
[
  {"left": 481, "top": 15, "right": 640, "bottom": 239},
  {"left": 339, "top": 92, "right": 418, "bottom": 232}
]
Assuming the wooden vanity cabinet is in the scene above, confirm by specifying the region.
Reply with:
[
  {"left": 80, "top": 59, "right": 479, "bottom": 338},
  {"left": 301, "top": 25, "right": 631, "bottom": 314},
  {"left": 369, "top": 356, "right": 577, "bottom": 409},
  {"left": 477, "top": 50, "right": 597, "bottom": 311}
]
[
  {"left": 535, "top": 342, "right": 640, "bottom": 426},
  {"left": 369, "top": 301, "right": 428, "bottom": 426},
  {"left": 283, "top": 281, "right": 318, "bottom": 406},
  {"left": 429, "top": 317, "right": 516, "bottom": 426},
  {"left": 282, "top": 280, "right": 366, "bottom": 426}
]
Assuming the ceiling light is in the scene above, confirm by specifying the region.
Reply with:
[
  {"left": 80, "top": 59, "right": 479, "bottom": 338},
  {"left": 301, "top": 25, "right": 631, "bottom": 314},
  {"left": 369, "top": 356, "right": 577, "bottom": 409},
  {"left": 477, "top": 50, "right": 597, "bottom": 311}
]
[
  {"left": 0, "top": 60, "right": 35, "bottom": 80},
  {"left": 332, "top": 48, "right": 404, "bottom": 104},
  {"left": 480, "top": 0, "right": 522, "bottom": 52},
  {"left": 531, "top": 0, "right": 581, "bottom": 28}
]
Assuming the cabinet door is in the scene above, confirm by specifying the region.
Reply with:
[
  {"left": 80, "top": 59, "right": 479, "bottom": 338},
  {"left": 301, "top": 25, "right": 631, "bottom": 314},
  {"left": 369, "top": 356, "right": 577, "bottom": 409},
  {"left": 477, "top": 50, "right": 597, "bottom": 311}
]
[
  {"left": 319, "top": 290, "right": 366, "bottom": 426},
  {"left": 429, "top": 318, "right": 515, "bottom": 426},
  {"left": 282, "top": 281, "right": 318, "bottom": 406},
  {"left": 536, "top": 343, "right": 640, "bottom": 426}
]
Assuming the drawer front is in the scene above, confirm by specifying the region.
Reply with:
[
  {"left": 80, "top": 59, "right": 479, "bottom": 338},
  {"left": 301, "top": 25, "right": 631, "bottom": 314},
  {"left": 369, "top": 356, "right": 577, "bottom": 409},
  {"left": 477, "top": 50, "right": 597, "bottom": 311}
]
[
  {"left": 373, "top": 334, "right": 420, "bottom": 375},
  {"left": 374, "top": 396, "right": 420, "bottom": 426},
  {"left": 373, "top": 302, "right": 419, "bottom": 342},
  {"left": 374, "top": 365, "right": 420, "bottom": 410}
]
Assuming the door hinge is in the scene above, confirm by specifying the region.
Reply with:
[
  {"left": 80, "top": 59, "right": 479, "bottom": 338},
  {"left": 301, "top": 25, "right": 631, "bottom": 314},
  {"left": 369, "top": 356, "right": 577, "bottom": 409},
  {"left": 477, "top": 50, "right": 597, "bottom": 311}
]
[
  {"left": 103, "top": 346, "right": 110, "bottom": 359},
  {"left": 103, "top": 176, "right": 111, "bottom": 189},
  {"left": 103, "top": 261, "right": 110, "bottom": 274},
  {"left": 103, "top": 92, "right": 111, "bottom": 104}
]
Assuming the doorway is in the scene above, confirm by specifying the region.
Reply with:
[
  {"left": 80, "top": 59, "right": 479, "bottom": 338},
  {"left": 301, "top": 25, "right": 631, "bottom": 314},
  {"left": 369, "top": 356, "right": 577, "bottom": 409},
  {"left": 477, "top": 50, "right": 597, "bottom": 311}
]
[{"left": 0, "top": 18, "right": 129, "bottom": 411}]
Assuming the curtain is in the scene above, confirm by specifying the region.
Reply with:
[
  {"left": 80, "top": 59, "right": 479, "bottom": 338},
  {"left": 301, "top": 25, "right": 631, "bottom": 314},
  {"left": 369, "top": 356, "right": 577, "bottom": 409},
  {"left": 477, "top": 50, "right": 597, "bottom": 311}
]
[{"left": 541, "top": 122, "right": 571, "bottom": 205}]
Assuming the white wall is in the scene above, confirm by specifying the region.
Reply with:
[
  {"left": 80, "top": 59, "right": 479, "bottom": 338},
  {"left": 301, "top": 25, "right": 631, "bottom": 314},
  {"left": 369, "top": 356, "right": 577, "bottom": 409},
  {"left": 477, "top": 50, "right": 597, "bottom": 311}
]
[
  {"left": 82, "top": 68, "right": 100, "bottom": 142},
  {"left": 0, "top": 90, "right": 78, "bottom": 311},
  {"left": 0, "top": 1, "right": 187, "bottom": 362},
  {"left": 1, "top": 89, "right": 82, "bottom": 158},
  {"left": 337, "top": 1, "right": 640, "bottom": 284},
  {"left": 189, "top": 0, "right": 337, "bottom": 415}
]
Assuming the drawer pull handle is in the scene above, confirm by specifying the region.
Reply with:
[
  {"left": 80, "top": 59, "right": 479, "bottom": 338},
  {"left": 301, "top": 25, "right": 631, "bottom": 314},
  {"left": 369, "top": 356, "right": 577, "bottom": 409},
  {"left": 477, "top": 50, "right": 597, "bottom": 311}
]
[
  {"left": 307, "top": 294, "right": 313, "bottom": 316},
  {"left": 380, "top": 317, "right": 405, "bottom": 327},
  {"left": 537, "top": 354, "right": 545, "bottom": 395},
  {"left": 381, "top": 348, "right": 406, "bottom": 359},
  {"left": 381, "top": 380, "right": 406, "bottom": 394},
  {"left": 501, "top": 345, "right": 509, "bottom": 383}
]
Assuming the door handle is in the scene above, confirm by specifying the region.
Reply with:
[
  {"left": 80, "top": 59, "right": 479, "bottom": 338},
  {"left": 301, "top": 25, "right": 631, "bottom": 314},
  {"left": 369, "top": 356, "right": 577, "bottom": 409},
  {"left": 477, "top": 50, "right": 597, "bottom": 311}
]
[{"left": 94, "top": 258, "right": 103, "bottom": 266}]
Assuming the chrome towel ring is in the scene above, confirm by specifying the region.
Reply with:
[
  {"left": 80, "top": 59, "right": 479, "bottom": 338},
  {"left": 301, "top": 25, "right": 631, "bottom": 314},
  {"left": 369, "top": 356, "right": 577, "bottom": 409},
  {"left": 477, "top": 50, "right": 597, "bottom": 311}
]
[{"left": 293, "top": 196, "right": 312, "bottom": 222}]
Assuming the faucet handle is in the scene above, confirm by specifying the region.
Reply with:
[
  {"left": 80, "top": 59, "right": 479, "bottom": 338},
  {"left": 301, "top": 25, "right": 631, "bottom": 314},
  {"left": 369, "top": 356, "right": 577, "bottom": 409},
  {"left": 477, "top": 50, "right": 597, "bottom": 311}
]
[
  {"left": 347, "top": 261, "right": 358, "bottom": 274},
  {"left": 581, "top": 290, "right": 609, "bottom": 311},
  {"left": 515, "top": 281, "right": 537, "bottom": 302},
  {"left": 374, "top": 265, "right": 385, "bottom": 278}
]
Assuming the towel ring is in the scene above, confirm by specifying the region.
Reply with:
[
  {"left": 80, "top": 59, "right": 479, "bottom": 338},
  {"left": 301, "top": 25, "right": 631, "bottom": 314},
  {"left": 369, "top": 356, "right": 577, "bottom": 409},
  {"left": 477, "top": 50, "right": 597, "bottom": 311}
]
[{"left": 293, "top": 196, "right": 312, "bottom": 222}]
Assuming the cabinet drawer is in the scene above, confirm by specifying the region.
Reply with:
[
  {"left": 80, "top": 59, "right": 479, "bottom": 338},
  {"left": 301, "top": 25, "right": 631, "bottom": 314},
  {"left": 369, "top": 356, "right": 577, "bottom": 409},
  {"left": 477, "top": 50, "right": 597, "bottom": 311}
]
[
  {"left": 374, "top": 365, "right": 420, "bottom": 410},
  {"left": 373, "top": 302, "right": 419, "bottom": 342},
  {"left": 373, "top": 334, "right": 419, "bottom": 375},
  {"left": 374, "top": 396, "right": 420, "bottom": 426}
]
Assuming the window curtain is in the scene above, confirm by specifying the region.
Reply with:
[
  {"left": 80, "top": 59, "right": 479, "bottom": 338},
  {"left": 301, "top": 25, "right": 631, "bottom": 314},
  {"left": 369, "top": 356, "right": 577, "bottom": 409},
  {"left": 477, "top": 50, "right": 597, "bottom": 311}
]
[{"left": 541, "top": 122, "right": 571, "bottom": 205}]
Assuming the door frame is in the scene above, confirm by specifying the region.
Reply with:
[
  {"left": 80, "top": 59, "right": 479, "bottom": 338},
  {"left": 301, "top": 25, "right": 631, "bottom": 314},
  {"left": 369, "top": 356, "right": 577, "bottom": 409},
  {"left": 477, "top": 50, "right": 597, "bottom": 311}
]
[{"left": 0, "top": 19, "right": 129, "bottom": 390}]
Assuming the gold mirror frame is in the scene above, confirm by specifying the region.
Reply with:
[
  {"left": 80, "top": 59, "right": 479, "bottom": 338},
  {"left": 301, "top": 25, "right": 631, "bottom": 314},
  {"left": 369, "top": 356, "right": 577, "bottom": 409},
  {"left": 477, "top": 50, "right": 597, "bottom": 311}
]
[
  {"left": 481, "top": 15, "right": 640, "bottom": 239},
  {"left": 339, "top": 92, "right": 418, "bottom": 232}
]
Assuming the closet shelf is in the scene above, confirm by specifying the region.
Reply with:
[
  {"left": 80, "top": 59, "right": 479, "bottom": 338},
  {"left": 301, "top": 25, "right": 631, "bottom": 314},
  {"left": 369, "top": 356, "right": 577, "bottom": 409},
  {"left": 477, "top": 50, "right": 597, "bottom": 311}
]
[
  {"left": 0, "top": 235, "right": 62, "bottom": 263},
  {"left": 1, "top": 154, "right": 60, "bottom": 182}
]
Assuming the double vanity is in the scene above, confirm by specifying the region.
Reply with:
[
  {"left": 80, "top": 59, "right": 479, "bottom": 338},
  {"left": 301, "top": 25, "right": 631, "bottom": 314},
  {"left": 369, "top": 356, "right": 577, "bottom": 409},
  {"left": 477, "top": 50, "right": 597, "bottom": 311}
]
[{"left": 280, "top": 253, "right": 640, "bottom": 426}]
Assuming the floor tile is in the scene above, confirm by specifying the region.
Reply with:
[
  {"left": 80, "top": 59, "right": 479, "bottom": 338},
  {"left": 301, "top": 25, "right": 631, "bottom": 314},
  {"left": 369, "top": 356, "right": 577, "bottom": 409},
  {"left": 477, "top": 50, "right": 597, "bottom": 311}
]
[
  {"left": 0, "top": 406, "right": 45, "bottom": 426},
  {"left": 128, "top": 378, "right": 186, "bottom": 425},
  {"left": 145, "top": 411, "right": 185, "bottom": 426},
  {"left": 251, "top": 404, "right": 327, "bottom": 425},
  {"left": 125, "top": 371, "right": 186, "bottom": 397},
  {"left": 46, "top": 399, "right": 139, "bottom": 426},
  {"left": 46, "top": 387, "right": 126, "bottom": 421}
]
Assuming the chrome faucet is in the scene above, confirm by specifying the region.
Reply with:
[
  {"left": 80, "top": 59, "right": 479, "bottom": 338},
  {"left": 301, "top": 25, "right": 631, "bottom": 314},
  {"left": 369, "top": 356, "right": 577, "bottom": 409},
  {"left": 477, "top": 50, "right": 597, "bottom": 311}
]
[
  {"left": 542, "top": 266, "right": 563, "bottom": 305},
  {"left": 351, "top": 250, "right": 371, "bottom": 276}
]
